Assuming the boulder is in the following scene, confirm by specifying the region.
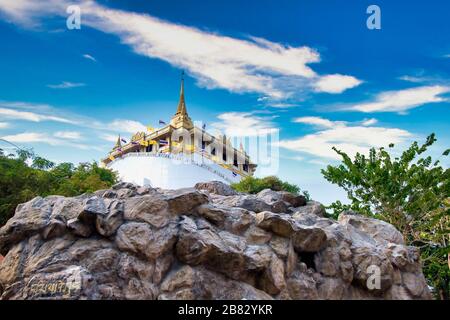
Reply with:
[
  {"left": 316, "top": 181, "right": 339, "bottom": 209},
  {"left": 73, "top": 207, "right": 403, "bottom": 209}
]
[
  {"left": 0, "top": 183, "right": 432, "bottom": 300},
  {"left": 339, "top": 212, "right": 404, "bottom": 245},
  {"left": 194, "top": 181, "right": 238, "bottom": 196}
]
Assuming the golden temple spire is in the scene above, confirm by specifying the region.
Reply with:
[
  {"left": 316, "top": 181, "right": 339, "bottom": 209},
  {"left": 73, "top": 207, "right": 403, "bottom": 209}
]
[
  {"left": 171, "top": 71, "right": 193, "bottom": 129},
  {"left": 175, "top": 71, "right": 187, "bottom": 116}
]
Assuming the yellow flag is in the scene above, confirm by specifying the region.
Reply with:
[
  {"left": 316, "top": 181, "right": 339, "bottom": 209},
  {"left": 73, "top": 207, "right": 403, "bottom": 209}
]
[
  {"left": 172, "top": 141, "right": 179, "bottom": 146},
  {"left": 139, "top": 140, "right": 148, "bottom": 147},
  {"left": 109, "top": 155, "right": 115, "bottom": 161},
  {"left": 149, "top": 140, "right": 157, "bottom": 145},
  {"left": 147, "top": 126, "right": 154, "bottom": 132}
]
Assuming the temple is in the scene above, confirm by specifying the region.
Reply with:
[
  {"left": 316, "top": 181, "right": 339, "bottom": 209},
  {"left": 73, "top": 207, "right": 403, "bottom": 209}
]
[{"left": 101, "top": 74, "right": 257, "bottom": 189}]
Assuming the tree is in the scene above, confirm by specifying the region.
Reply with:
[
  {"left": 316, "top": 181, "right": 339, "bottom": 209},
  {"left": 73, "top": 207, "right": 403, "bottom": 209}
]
[
  {"left": 321, "top": 133, "right": 449, "bottom": 299},
  {"left": 0, "top": 150, "right": 118, "bottom": 227},
  {"left": 231, "top": 175, "right": 307, "bottom": 198}
]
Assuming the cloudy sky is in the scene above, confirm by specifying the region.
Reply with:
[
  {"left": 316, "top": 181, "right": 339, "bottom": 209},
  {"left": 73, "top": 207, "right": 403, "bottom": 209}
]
[{"left": 0, "top": 0, "right": 449, "bottom": 204}]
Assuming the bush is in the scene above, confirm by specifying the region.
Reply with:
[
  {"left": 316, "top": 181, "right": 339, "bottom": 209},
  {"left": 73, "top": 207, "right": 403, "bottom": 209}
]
[
  {"left": 231, "top": 175, "right": 308, "bottom": 198},
  {"left": 0, "top": 148, "right": 118, "bottom": 226},
  {"left": 321, "top": 134, "right": 449, "bottom": 299}
]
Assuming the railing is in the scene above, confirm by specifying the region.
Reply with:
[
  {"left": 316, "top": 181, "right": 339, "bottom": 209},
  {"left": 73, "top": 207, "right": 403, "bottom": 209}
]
[{"left": 107, "top": 152, "right": 238, "bottom": 184}]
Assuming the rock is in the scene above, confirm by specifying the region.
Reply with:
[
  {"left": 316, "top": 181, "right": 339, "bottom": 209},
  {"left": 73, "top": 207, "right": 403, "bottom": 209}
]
[
  {"left": 116, "top": 222, "right": 177, "bottom": 260},
  {"left": 164, "top": 188, "right": 209, "bottom": 214},
  {"left": 42, "top": 218, "right": 67, "bottom": 240},
  {"left": 256, "top": 211, "right": 327, "bottom": 252},
  {"left": 67, "top": 218, "right": 93, "bottom": 238},
  {"left": 96, "top": 200, "right": 124, "bottom": 237},
  {"left": 124, "top": 195, "right": 170, "bottom": 228},
  {"left": 255, "top": 212, "right": 296, "bottom": 237},
  {"left": 194, "top": 181, "right": 238, "bottom": 196},
  {"left": 291, "top": 226, "right": 327, "bottom": 252},
  {"left": 256, "top": 189, "right": 304, "bottom": 210},
  {"left": 293, "top": 201, "right": 326, "bottom": 217},
  {"left": 351, "top": 246, "right": 394, "bottom": 293},
  {"left": 279, "top": 191, "right": 307, "bottom": 207},
  {"left": 0, "top": 183, "right": 432, "bottom": 300},
  {"left": 112, "top": 182, "right": 138, "bottom": 190},
  {"left": 339, "top": 212, "right": 405, "bottom": 245},
  {"left": 0, "top": 197, "right": 51, "bottom": 255},
  {"left": 160, "top": 265, "right": 272, "bottom": 300},
  {"left": 286, "top": 270, "right": 319, "bottom": 299}
]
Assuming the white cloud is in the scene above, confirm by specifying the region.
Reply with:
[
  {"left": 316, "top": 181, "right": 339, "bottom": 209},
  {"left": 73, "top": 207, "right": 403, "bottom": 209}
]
[
  {"left": 55, "top": 131, "right": 82, "bottom": 140},
  {"left": 0, "top": 122, "right": 10, "bottom": 129},
  {"left": 0, "top": 105, "right": 76, "bottom": 124},
  {"left": 47, "top": 81, "right": 86, "bottom": 89},
  {"left": 345, "top": 85, "right": 450, "bottom": 113},
  {"left": 314, "top": 74, "right": 362, "bottom": 94},
  {"left": 293, "top": 116, "right": 346, "bottom": 129},
  {"left": 108, "top": 119, "right": 147, "bottom": 134},
  {"left": 82, "top": 53, "right": 96, "bottom": 62},
  {"left": 212, "top": 112, "right": 278, "bottom": 137},
  {"left": 0, "top": 0, "right": 361, "bottom": 98},
  {"left": 0, "top": 100, "right": 147, "bottom": 135},
  {"left": 279, "top": 118, "right": 412, "bottom": 160},
  {"left": 1, "top": 132, "right": 103, "bottom": 150},
  {"left": 100, "top": 133, "right": 119, "bottom": 143},
  {"left": 398, "top": 75, "right": 426, "bottom": 83},
  {"left": 361, "top": 118, "right": 378, "bottom": 126}
]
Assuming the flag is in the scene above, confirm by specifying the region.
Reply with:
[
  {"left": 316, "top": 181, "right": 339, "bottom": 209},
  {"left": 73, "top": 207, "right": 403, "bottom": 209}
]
[
  {"left": 232, "top": 172, "right": 237, "bottom": 177},
  {"left": 149, "top": 140, "right": 157, "bottom": 145},
  {"left": 159, "top": 139, "right": 168, "bottom": 146},
  {"left": 147, "top": 126, "right": 154, "bottom": 132},
  {"left": 121, "top": 138, "right": 127, "bottom": 144},
  {"left": 109, "top": 155, "right": 115, "bottom": 161},
  {"left": 131, "top": 141, "right": 139, "bottom": 145},
  {"left": 159, "top": 120, "right": 166, "bottom": 125},
  {"left": 139, "top": 140, "right": 148, "bottom": 147},
  {"left": 172, "top": 141, "right": 180, "bottom": 146}
]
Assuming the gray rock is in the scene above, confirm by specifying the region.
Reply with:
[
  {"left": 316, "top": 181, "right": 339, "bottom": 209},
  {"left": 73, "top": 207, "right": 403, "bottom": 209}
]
[
  {"left": 339, "top": 212, "right": 405, "bottom": 245},
  {"left": 194, "top": 181, "right": 238, "bottom": 196},
  {"left": 0, "top": 184, "right": 432, "bottom": 300}
]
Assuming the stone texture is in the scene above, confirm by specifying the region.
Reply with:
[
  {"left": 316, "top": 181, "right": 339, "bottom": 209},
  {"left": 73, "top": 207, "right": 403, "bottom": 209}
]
[
  {"left": 0, "top": 181, "right": 432, "bottom": 300},
  {"left": 194, "top": 181, "right": 238, "bottom": 196}
]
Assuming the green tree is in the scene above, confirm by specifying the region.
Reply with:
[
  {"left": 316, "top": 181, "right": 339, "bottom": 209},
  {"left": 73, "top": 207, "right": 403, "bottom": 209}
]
[
  {"left": 231, "top": 175, "right": 307, "bottom": 197},
  {"left": 0, "top": 150, "right": 118, "bottom": 226},
  {"left": 321, "top": 133, "right": 449, "bottom": 299}
]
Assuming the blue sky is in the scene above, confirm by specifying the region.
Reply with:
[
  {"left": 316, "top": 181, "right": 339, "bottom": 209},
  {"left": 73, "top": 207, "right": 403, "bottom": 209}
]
[{"left": 0, "top": 0, "right": 449, "bottom": 204}]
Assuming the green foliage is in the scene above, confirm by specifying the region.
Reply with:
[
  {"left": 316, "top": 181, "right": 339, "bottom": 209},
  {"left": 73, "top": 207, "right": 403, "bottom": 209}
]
[
  {"left": 231, "top": 175, "right": 308, "bottom": 198},
  {"left": 0, "top": 148, "right": 118, "bottom": 227},
  {"left": 321, "top": 134, "right": 449, "bottom": 299}
]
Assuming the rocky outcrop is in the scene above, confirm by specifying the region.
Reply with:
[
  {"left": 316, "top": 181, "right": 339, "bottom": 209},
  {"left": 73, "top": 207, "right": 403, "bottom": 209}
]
[{"left": 0, "top": 181, "right": 432, "bottom": 300}]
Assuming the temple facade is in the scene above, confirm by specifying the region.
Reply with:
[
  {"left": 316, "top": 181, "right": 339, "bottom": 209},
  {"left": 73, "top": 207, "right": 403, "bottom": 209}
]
[{"left": 101, "top": 76, "right": 257, "bottom": 189}]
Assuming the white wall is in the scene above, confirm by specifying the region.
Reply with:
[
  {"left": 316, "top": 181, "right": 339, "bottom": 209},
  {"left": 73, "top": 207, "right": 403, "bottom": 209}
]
[{"left": 107, "top": 152, "right": 241, "bottom": 189}]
